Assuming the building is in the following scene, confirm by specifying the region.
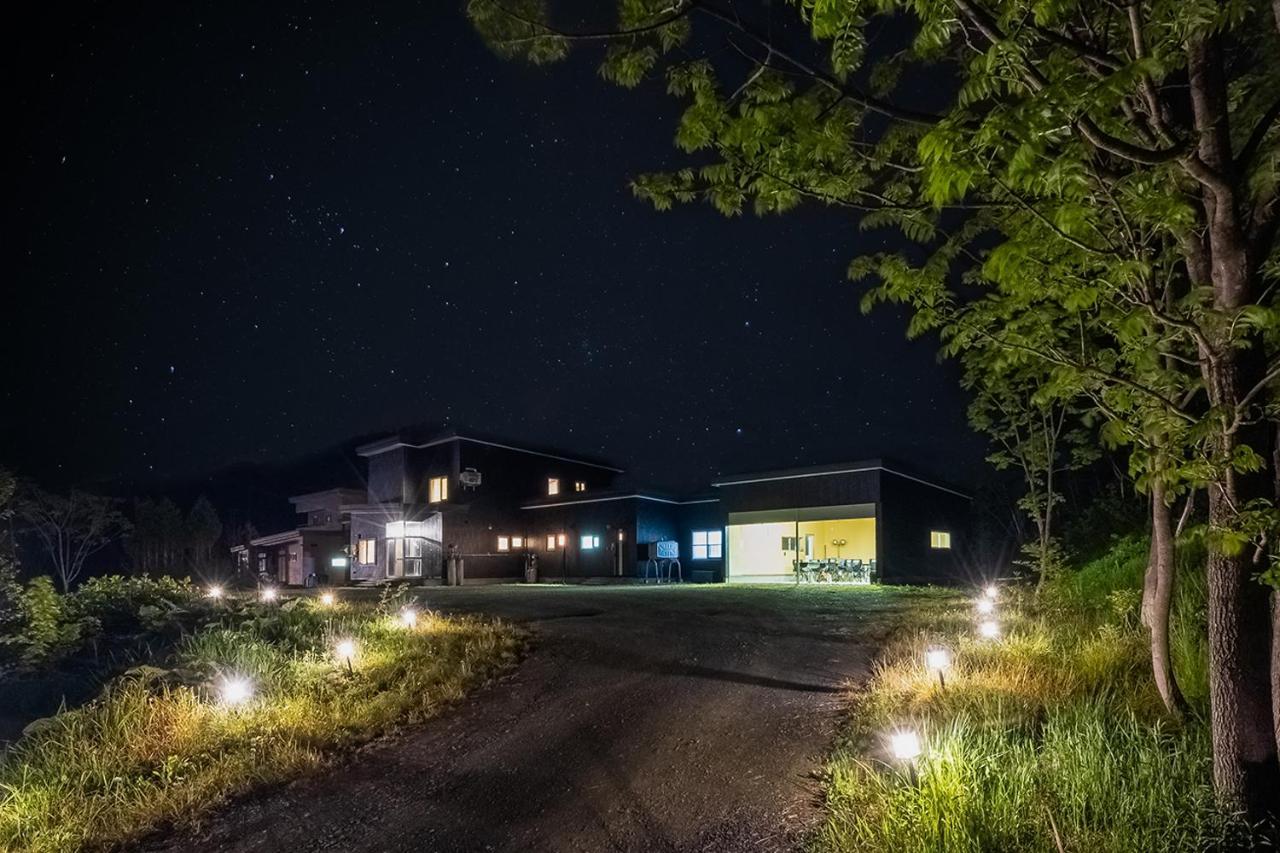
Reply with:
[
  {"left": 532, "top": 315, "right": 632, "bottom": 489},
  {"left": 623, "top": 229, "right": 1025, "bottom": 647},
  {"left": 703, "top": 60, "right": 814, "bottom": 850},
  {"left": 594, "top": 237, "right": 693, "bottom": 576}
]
[{"left": 244, "top": 427, "right": 970, "bottom": 587}]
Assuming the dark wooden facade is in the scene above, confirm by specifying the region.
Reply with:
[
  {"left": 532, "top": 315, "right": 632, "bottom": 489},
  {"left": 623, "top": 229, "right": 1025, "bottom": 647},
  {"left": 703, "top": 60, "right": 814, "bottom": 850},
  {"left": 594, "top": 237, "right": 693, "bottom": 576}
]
[{"left": 247, "top": 430, "right": 970, "bottom": 587}]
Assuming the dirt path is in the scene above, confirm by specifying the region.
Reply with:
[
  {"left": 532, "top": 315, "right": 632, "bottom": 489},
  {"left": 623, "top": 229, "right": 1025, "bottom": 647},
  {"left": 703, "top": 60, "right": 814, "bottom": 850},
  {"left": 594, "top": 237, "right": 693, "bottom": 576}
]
[{"left": 148, "top": 585, "right": 907, "bottom": 853}]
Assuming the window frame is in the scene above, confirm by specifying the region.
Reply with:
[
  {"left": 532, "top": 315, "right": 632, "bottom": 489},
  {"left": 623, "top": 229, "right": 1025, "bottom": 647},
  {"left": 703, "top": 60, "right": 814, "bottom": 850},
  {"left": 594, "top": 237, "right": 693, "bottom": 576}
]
[
  {"left": 930, "top": 530, "right": 952, "bottom": 549},
  {"left": 580, "top": 534, "right": 600, "bottom": 550},
  {"left": 428, "top": 475, "right": 449, "bottom": 503},
  {"left": 547, "top": 478, "right": 560, "bottom": 496},
  {"left": 357, "top": 538, "right": 377, "bottom": 565},
  {"left": 691, "top": 529, "right": 723, "bottom": 560},
  {"left": 497, "top": 536, "right": 510, "bottom": 552}
]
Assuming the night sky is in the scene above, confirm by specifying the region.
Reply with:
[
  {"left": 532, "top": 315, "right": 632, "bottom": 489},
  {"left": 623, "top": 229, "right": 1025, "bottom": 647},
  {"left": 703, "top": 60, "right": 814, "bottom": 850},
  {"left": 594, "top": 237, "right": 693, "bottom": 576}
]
[{"left": 4, "top": 2, "right": 986, "bottom": 496}]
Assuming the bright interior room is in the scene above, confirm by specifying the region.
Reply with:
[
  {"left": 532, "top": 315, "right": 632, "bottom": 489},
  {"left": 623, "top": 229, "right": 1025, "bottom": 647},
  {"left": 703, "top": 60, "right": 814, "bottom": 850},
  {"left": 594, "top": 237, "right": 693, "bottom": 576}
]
[{"left": 725, "top": 505, "right": 876, "bottom": 583}]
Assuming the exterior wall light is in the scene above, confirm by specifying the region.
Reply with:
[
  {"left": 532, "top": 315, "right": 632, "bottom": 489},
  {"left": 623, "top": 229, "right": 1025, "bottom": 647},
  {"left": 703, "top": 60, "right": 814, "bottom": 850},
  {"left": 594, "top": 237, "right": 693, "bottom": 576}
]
[{"left": 218, "top": 676, "right": 254, "bottom": 707}]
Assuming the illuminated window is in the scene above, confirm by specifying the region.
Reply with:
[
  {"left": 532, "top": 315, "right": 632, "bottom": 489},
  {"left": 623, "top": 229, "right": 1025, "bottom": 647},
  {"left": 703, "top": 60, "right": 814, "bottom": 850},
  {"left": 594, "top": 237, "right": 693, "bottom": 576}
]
[
  {"left": 547, "top": 478, "right": 560, "bottom": 496},
  {"left": 497, "top": 536, "right": 510, "bottom": 552},
  {"left": 574, "top": 481, "right": 586, "bottom": 492},
  {"left": 546, "top": 534, "right": 557, "bottom": 550},
  {"left": 512, "top": 536, "right": 524, "bottom": 548},
  {"left": 557, "top": 533, "right": 566, "bottom": 547},
  {"left": 692, "top": 530, "right": 723, "bottom": 560},
  {"left": 580, "top": 534, "right": 600, "bottom": 549},
  {"left": 930, "top": 531, "right": 952, "bottom": 549},
  {"left": 357, "top": 538, "right": 377, "bottom": 564},
  {"left": 429, "top": 476, "right": 448, "bottom": 503}
]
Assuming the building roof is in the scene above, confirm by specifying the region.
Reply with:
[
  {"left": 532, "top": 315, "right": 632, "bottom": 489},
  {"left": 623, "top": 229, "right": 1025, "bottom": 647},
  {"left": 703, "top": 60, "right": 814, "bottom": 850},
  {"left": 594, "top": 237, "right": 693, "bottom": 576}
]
[
  {"left": 710, "top": 459, "right": 972, "bottom": 499},
  {"left": 521, "top": 490, "right": 720, "bottom": 510},
  {"left": 250, "top": 529, "right": 301, "bottom": 547},
  {"left": 355, "top": 426, "right": 624, "bottom": 473},
  {"left": 289, "top": 487, "right": 367, "bottom": 507}
]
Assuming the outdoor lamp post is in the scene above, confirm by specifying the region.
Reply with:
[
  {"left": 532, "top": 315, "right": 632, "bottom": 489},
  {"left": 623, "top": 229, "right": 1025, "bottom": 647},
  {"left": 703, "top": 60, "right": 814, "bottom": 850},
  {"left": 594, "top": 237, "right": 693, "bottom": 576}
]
[
  {"left": 260, "top": 587, "right": 278, "bottom": 603},
  {"left": 334, "top": 638, "right": 358, "bottom": 673},
  {"left": 319, "top": 591, "right": 336, "bottom": 606},
  {"left": 924, "top": 647, "right": 951, "bottom": 689},
  {"left": 984, "top": 584, "right": 999, "bottom": 600},
  {"left": 979, "top": 620, "right": 1001, "bottom": 639},
  {"left": 889, "top": 729, "right": 923, "bottom": 783},
  {"left": 217, "top": 675, "right": 254, "bottom": 708},
  {"left": 399, "top": 607, "right": 418, "bottom": 629},
  {"left": 206, "top": 584, "right": 224, "bottom": 600}
]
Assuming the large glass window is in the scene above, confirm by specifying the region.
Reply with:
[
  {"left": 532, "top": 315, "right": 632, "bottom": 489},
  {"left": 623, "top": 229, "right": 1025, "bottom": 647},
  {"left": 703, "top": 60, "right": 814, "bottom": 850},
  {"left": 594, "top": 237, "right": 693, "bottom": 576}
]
[
  {"left": 580, "top": 534, "right": 600, "bottom": 549},
  {"left": 930, "top": 530, "right": 952, "bottom": 549},
  {"left": 357, "top": 538, "right": 377, "bottom": 564},
  {"left": 547, "top": 478, "right": 560, "bottom": 496},
  {"left": 727, "top": 508, "right": 875, "bottom": 584},
  {"left": 691, "top": 530, "right": 722, "bottom": 560}
]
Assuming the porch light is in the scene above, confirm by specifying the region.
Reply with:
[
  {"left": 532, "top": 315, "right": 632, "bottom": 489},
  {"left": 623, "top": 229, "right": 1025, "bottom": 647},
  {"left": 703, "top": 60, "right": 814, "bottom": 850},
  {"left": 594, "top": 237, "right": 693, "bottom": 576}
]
[
  {"left": 399, "top": 608, "right": 419, "bottom": 628},
  {"left": 218, "top": 676, "right": 254, "bottom": 707},
  {"left": 320, "top": 591, "right": 336, "bottom": 606},
  {"left": 260, "top": 587, "right": 278, "bottom": 603},
  {"left": 206, "top": 585, "right": 224, "bottom": 600},
  {"left": 979, "top": 620, "right": 1000, "bottom": 639},
  {"left": 890, "top": 730, "right": 922, "bottom": 761},
  {"left": 975, "top": 598, "right": 995, "bottom": 615}
]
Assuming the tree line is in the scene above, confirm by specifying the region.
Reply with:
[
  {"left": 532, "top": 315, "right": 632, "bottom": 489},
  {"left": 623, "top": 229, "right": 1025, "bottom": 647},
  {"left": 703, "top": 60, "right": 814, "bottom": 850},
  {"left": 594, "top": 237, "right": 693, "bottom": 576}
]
[
  {"left": 468, "top": 0, "right": 1280, "bottom": 818},
  {"left": 1, "top": 470, "right": 254, "bottom": 591}
]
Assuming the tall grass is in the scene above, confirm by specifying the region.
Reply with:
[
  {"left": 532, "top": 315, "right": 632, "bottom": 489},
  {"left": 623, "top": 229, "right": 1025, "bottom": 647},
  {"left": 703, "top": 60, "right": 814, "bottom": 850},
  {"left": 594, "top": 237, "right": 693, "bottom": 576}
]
[
  {"left": 816, "top": 538, "right": 1254, "bottom": 852},
  {"left": 0, "top": 597, "right": 522, "bottom": 852}
]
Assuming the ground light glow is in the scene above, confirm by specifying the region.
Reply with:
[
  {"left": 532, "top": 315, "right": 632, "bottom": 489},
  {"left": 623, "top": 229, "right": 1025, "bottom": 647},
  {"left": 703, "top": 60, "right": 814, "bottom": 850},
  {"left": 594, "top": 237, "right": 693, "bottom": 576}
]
[
  {"left": 984, "top": 584, "right": 999, "bottom": 600},
  {"left": 260, "top": 587, "right": 278, "bottom": 603},
  {"left": 206, "top": 585, "right": 224, "bottom": 600},
  {"left": 976, "top": 598, "right": 995, "bottom": 615},
  {"left": 218, "top": 676, "right": 254, "bottom": 707},
  {"left": 979, "top": 620, "right": 1001, "bottom": 639},
  {"left": 399, "top": 608, "right": 418, "bottom": 628},
  {"left": 925, "top": 648, "right": 951, "bottom": 671},
  {"left": 890, "top": 730, "right": 922, "bottom": 761},
  {"left": 334, "top": 638, "right": 358, "bottom": 667},
  {"left": 320, "top": 591, "right": 335, "bottom": 606}
]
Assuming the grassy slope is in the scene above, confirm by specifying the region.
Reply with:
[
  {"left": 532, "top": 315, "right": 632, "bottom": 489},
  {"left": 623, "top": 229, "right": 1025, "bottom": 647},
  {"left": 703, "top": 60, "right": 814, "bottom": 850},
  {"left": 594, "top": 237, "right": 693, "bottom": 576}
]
[
  {"left": 0, "top": 597, "right": 522, "bottom": 852},
  {"left": 815, "top": 539, "right": 1252, "bottom": 852}
]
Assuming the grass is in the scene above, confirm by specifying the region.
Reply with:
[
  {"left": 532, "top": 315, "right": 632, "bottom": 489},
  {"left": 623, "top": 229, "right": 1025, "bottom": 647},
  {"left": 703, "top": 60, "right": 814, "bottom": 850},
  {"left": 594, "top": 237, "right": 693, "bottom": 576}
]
[
  {"left": 0, "top": 591, "right": 522, "bottom": 852},
  {"left": 814, "top": 540, "right": 1257, "bottom": 852}
]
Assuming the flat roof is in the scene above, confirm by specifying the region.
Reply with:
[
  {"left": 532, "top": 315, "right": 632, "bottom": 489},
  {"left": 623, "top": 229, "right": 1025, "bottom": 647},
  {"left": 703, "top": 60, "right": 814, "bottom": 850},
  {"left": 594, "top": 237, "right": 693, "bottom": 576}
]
[
  {"left": 356, "top": 428, "right": 624, "bottom": 473},
  {"left": 711, "top": 459, "right": 971, "bottom": 499},
  {"left": 522, "top": 491, "right": 720, "bottom": 510}
]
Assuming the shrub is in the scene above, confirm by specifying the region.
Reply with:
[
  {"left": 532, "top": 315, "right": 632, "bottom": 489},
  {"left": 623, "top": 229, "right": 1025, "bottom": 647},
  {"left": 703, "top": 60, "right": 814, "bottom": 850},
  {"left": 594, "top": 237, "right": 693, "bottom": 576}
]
[
  {"left": 68, "top": 575, "right": 203, "bottom": 635},
  {"left": 7, "top": 577, "right": 88, "bottom": 669}
]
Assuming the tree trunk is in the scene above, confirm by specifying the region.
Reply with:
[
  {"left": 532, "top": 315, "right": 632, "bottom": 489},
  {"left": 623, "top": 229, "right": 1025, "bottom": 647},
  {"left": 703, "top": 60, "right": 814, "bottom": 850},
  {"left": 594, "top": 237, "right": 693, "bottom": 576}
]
[
  {"left": 1204, "top": 348, "right": 1279, "bottom": 817},
  {"left": 1146, "top": 477, "right": 1187, "bottom": 719}
]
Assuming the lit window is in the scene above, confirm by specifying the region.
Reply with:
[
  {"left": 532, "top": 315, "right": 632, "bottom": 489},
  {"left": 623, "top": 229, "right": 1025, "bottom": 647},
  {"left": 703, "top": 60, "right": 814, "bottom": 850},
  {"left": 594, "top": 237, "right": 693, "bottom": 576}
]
[
  {"left": 580, "top": 534, "right": 600, "bottom": 549},
  {"left": 557, "top": 533, "right": 566, "bottom": 547},
  {"left": 512, "top": 536, "right": 524, "bottom": 548},
  {"left": 429, "top": 476, "right": 449, "bottom": 503},
  {"left": 546, "top": 534, "right": 557, "bottom": 550},
  {"left": 497, "top": 536, "right": 510, "bottom": 552},
  {"left": 692, "top": 530, "right": 723, "bottom": 560},
  {"left": 574, "top": 481, "right": 586, "bottom": 492},
  {"left": 357, "top": 538, "right": 376, "bottom": 564},
  {"left": 930, "top": 531, "right": 952, "bottom": 549},
  {"left": 547, "top": 478, "right": 560, "bottom": 496}
]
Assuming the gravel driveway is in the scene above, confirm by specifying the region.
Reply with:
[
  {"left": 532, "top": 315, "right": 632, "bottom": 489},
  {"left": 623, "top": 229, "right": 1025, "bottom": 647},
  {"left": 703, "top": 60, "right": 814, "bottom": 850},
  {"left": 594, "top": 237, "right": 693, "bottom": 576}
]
[{"left": 148, "top": 584, "right": 908, "bottom": 853}]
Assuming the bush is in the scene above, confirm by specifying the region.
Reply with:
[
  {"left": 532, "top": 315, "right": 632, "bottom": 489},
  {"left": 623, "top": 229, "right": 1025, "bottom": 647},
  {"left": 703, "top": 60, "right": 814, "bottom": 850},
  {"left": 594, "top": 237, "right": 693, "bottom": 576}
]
[
  {"left": 68, "top": 575, "right": 203, "bottom": 635},
  {"left": 5, "top": 577, "right": 89, "bottom": 670}
]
